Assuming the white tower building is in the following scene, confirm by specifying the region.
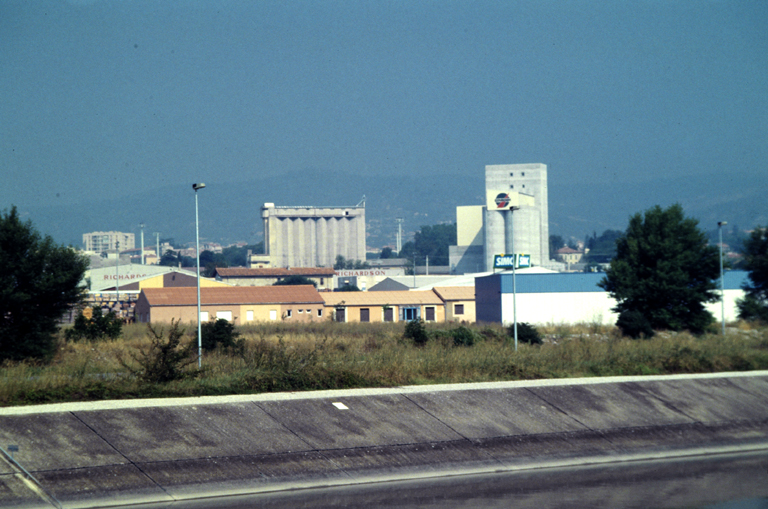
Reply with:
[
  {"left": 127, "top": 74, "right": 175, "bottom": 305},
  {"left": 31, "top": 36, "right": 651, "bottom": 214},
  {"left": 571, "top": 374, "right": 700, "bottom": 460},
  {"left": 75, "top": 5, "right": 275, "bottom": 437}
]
[{"left": 484, "top": 163, "right": 549, "bottom": 270}]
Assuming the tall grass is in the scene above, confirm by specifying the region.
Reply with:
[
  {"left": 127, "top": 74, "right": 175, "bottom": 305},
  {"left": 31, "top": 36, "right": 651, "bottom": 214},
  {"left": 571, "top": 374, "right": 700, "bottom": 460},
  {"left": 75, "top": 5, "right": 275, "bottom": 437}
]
[{"left": 1, "top": 321, "right": 767, "bottom": 406}]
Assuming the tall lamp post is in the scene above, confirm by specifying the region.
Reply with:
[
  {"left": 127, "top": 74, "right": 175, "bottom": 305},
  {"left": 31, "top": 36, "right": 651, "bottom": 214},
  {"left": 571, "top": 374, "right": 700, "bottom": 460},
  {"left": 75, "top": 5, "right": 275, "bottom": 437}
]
[
  {"left": 718, "top": 221, "right": 727, "bottom": 336},
  {"left": 193, "top": 183, "right": 206, "bottom": 368},
  {"left": 510, "top": 206, "right": 520, "bottom": 352}
]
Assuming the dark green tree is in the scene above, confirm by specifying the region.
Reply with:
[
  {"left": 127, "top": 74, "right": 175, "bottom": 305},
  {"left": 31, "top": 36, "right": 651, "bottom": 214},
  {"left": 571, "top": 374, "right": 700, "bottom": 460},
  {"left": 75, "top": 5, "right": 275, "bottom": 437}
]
[
  {"left": 549, "top": 235, "right": 565, "bottom": 257},
  {"left": 159, "top": 250, "right": 195, "bottom": 267},
  {"left": 737, "top": 227, "right": 768, "bottom": 322},
  {"left": 333, "top": 255, "right": 370, "bottom": 270},
  {"left": 380, "top": 247, "right": 393, "bottom": 259},
  {"left": 584, "top": 230, "right": 623, "bottom": 263},
  {"left": 335, "top": 283, "right": 360, "bottom": 292},
  {"left": 66, "top": 306, "right": 123, "bottom": 342},
  {"left": 0, "top": 206, "right": 89, "bottom": 361},
  {"left": 273, "top": 275, "right": 317, "bottom": 287},
  {"left": 201, "top": 318, "right": 242, "bottom": 351},
  {"left": 599, "top": 204, "right": 720, "bottom": 334}
]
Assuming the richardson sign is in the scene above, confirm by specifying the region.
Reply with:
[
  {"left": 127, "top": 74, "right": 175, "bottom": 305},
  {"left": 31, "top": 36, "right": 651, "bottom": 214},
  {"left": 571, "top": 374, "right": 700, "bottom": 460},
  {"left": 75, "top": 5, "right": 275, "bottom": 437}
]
[
  {"left": 103, "top": 273, "right": 150, "bottom": 281},
  {"left": 335, "top": 270, "right": 388, "bottom": 277}
]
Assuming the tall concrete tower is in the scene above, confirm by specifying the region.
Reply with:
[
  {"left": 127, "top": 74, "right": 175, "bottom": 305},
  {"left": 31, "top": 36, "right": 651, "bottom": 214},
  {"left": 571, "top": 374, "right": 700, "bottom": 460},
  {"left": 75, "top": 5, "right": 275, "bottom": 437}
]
[{"left": 483, "top": 163, "right": 549, "bottom": 270}]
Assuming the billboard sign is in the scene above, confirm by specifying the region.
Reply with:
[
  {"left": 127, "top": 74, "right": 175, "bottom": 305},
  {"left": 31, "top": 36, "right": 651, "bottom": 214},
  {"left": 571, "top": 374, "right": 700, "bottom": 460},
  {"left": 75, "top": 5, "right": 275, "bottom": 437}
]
[{"left": 493, "top": 254, "right": 531, "bottom": 269}]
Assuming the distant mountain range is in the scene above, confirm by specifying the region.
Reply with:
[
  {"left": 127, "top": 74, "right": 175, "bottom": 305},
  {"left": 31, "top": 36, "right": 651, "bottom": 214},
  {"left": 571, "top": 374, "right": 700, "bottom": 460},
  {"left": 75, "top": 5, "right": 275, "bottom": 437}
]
[{"left": 12, "top": 169, "right": 766, "bottom": 252}]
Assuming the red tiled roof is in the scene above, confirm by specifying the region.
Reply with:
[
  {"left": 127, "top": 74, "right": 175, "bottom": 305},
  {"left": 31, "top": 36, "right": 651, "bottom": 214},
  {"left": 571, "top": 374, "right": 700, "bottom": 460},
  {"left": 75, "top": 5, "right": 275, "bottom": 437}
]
[
  {"left": 215, "top": 267, "right": 335, "bottom": 277},
  {"left": 432, "top": 286, "right": 475, "bottom": 301},
  {"left": 556, "top": 247, "right": 582, "bottom": 254},
  {"left": 141, "top": 285, "right": 323, "bottom": 306}
]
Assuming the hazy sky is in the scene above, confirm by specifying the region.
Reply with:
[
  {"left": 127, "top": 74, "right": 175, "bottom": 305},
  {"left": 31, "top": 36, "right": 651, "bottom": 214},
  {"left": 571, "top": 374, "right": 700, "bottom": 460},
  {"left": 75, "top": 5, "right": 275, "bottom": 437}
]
[{"left": 2, "top": 0, "right": 766, "bottom": 211}]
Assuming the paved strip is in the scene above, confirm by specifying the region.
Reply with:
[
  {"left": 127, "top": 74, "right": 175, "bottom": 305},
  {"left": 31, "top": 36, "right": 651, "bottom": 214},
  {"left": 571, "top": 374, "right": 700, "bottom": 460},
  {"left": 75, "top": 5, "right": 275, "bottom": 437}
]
[{"left": 0, "top": 371, "right": 766, "bottom": 508}]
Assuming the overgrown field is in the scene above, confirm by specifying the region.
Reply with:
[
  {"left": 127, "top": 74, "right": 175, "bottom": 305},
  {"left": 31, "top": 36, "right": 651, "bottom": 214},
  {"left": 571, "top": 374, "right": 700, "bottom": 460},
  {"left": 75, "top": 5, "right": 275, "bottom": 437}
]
[{"left": 2, "top": 320, "right": 767, "bottom": 407}]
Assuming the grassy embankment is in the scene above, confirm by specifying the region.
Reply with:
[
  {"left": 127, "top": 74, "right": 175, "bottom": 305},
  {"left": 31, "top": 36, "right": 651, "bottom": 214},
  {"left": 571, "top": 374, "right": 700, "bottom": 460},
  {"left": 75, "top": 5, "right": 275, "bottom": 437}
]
[{"left": 1, "top": 321, "right": 767, "bottom": 407}]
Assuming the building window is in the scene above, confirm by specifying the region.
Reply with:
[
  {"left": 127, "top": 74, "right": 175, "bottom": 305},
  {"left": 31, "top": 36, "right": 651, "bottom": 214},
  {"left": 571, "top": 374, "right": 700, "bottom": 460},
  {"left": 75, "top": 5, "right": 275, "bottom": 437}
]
[
  {"left": 318, "top": 309, "right": 323, "bottom": 317},
  {"left": 425, "top": 307, "right": 435, "bottom": 321},
  {"left": 286, "top": 309, "right": 292, "bottom": 318},
  {"left": 200, "top": 311, "right": 209, "bottom": 322},
  {"left": 306, "top": 309, "right": 311, "bottom": 314},
  {"left": 320, "top": 278, "right": 324, "bottom": 285},
  {"left": 510, "top": 185, "right": 514, "bottom": 189},
  {"left": 246, "top": 310, "right": 254, "bottom": 321},
  {"left": 384, "top": 307, "right": 394, "bottom": 322},
  {"left": 298, "top": 309, "right": 304, "bottom": 313},
  {"left": 270, "top": 309, "right": 277, "bottom": 320},
  {"left": 509, "top": 172, "right": 514, "bottom": 177},
  {"left": 360, "top": 308, "right": 370, "bottom": 322},
  {"left": 216, "top": 310, "right": 233, "bottom": 321},
  {"left": 455, "top": 304, "right": 464, "bottom": 315},
  {"left": 401, "top": 307, "right": 419, "bottom": 321},
  {"left": 335, "top": 308, "right": 346, "bottom": 322},
  {"left": 522, "top": 172, "right": 525, "bottom": 176}
]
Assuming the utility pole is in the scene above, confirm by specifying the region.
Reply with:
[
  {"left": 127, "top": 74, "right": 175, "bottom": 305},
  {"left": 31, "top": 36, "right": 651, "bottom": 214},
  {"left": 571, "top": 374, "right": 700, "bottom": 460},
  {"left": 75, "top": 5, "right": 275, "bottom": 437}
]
[
  {"left": 154, "top": 232, "right": 161, "bottom": 262},
  {"left": 396, "top": 218, "right": 404, "bottom": 255},
  {"left": 140, "top": 223, "right": 145, "bottom": 265},
  {"left": 115, "top": 240, "right": 120, "bottom": 315}
]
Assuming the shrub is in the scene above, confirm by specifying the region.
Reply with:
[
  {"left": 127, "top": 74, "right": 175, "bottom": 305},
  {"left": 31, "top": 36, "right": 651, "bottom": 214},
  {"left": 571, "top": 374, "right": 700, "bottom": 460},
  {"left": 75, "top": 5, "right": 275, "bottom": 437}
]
[
  {"left": 404, "top": 319, "right": 428, "bottom": 346},
  {"left": 66, "top": 307, "right": 123, "bottom": 342},
  {"left": 451, "top": 326, "right": 476, "bottom": 347},
  {"left": 201, "top": 318, "right": 242, "bottom": 352},
  {"left": 617, "top": 310, "right": 655, "bottom": 339},
  {"left": 120, "top": 320, "right": 197, "bottom": 383},
  {"left": 507, "top": 322, "right": 543, "bottom": 345}
]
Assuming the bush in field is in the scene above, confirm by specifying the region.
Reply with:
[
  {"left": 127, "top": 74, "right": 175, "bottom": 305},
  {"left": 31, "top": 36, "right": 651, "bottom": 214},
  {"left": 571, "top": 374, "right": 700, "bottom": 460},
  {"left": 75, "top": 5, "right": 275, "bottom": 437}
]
[
  {"left": 507, "top": 322, "right": 543, "bottom": 345},
  {"left": 451, "top": 326, "right": 476, "bottom": 347},
  {"left": 121, "top": 320, "right": 197, "bottom": 383},
  {"left": 404, "top": 319, "right": 428, "bottom": 346},
  {"left": 66, "top": 307, "right": 123, "bottom": 342},
  {"left": 616, "top": 310, "right": 655, "bottom": 339},
  {"left": 201, "top": 318, "right": 242, "bottom": 351}
]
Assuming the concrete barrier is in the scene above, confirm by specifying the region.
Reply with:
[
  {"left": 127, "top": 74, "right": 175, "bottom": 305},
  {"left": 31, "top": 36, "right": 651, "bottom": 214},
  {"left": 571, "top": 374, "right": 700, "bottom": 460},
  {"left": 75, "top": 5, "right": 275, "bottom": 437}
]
[{"left": 1, "top": 372, "right": 767, "bottom": 508}]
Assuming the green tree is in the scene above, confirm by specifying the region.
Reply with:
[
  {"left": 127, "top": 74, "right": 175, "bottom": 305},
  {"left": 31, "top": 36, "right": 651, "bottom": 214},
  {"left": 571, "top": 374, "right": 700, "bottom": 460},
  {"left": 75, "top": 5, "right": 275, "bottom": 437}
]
[
  {"left": 335, "top": 283, "right": 360, "bottom": 292},
  {"left": 380, "top": 247, "right": 393, "bottom": 259},
  {"left": 159, "top": 250, "right": 195, "bottom": 267},
  {"left": 333, "top": 255, "right": 370, "bottom": 270},
  {"left": 599, "top": 204, "right": 720, "bottom": 335},
  {"left": 201, "top": 318, "right": 242, "bottom": 351},
  {"left": 549, "top": 235, "right": 565, "bottom": 257},
  {"left": 0, "top": 206, "right": 89, "bottom": 361},
  {"left": 273, "top": 275, "right": 317, "bottom": 287},
  {"left": 66, "top": 306, "right": 123, "bottom": 342},
  {"left": 737, "top": 227, "right": 768, "bottom": 322},
  {"left": 584, "top": 230, "right": 623, "bottom": 263}
]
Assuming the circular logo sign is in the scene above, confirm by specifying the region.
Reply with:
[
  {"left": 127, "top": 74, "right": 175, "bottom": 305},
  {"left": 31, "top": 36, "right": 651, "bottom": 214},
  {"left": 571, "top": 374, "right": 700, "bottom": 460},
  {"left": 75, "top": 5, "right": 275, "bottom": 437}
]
[{"left": 495, "top": 193, "right": 510, "bottom": 208}]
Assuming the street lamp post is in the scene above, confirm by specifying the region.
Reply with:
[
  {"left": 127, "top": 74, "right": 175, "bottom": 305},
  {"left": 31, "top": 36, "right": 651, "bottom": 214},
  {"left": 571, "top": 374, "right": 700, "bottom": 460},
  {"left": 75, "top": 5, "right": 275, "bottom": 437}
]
[
  {"left": 193, "top": 183, "right": 206, "bottom": 368},
  {"left": 510, "top": 206, "right": 520, "bottom": 352},
  {"left": 718, "top": 221, "right": 727, "bottom": 336}
]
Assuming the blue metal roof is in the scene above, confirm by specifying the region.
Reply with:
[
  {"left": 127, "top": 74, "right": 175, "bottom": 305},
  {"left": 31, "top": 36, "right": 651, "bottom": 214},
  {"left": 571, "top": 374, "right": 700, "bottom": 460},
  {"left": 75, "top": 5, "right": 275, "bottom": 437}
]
[{"left": 478, "top": 270, "right": 749, "bottom": 294}]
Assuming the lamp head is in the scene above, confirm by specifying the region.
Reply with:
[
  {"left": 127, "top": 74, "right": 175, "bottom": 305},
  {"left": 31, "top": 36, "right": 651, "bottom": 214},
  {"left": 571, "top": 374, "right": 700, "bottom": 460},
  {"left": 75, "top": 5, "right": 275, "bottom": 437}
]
[
  {"left": 718, "top": 221, "right": 727, "bottom": 227},
  {"left": 192, "top": 183, "right": 206, "bottom": 191}
]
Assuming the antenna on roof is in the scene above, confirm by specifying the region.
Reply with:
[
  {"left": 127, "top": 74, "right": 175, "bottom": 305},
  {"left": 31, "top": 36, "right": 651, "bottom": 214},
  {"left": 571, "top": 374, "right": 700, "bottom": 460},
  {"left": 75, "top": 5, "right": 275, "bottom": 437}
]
[{"left": 357, "top": 195, "right": 366, "bottom": 207}]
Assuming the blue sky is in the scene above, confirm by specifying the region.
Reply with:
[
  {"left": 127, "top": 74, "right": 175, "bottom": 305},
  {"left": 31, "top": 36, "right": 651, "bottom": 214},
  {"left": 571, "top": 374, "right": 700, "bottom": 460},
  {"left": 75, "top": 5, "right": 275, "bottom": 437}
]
[{"left": 1, "top": 0, "right": 766, "bottom": 240}]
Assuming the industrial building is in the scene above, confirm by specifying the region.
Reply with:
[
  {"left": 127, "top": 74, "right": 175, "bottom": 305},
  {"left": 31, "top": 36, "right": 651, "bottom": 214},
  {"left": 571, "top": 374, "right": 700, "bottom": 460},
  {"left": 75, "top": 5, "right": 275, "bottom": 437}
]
[
  {"left": 83, "top": 231, "right": 135, "bottom": 254},
  {"left": 450, "top": 163, "right": 551, "bottom": 273},
  {"left": 475, "top": 271, "right": 748, "bottom": 325},
  {"left": 260, "top": 202, "right": 366, "bottom": 268}
]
